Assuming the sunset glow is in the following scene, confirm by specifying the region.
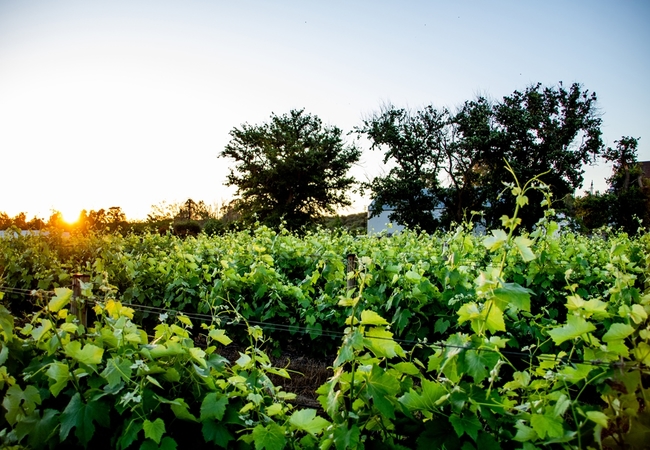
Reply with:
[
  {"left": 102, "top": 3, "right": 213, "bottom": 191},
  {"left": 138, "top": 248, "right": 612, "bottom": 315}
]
[{"left": 0, "top": 1, "right": 648, "bottom": 221}]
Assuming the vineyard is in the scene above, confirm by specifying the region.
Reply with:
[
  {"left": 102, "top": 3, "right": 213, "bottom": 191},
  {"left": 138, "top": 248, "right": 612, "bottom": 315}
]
[{"left": 0, "top": 192, "right": 649, "bottom": 448}]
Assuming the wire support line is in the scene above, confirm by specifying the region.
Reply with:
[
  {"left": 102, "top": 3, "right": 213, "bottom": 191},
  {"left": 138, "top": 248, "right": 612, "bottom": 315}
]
[
  {"left": 2, "top": 286, "right": 646, "bottom": 371},
  {"left": 111, "top": 301, "right": 640, "bottom": 370},
  {"left": 113, "top": 301, "right": 347, "bottom": 340},
  {"left": 0, "top": 286, "right": 57, "bottom": 297}
]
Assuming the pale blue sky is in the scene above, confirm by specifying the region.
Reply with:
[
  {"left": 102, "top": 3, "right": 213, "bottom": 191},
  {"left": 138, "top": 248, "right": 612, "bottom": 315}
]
[{"left": 1, "top": 0, "right": 648, "bottom": 221}]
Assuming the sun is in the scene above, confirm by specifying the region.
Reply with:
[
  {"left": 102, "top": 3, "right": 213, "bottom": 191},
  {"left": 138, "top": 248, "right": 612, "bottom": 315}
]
[{"left": 59, "top": 208, "right": 81, "bottom": 225}]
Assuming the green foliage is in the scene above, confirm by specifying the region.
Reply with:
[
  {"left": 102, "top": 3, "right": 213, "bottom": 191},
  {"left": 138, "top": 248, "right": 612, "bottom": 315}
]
[
  {"left": 1, "top": 169, "right": 650, "bottom": 448},
  {"left": 0, "top": 288, "right": 329, "bottom": 449},
  {"left": 220, "top": 109, "right": 362, "bottom": 229},
  {"left": 575, "top": 136, "right": 649, "bottom": 235}
]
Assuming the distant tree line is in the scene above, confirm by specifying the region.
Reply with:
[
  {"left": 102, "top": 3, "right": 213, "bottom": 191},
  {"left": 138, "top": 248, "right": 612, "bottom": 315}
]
[{"left": 218, "top": 82, "right": 647, "bottom": 235}]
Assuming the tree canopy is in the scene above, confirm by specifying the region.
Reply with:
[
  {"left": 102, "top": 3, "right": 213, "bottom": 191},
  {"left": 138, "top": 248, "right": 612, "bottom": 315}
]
[
  {"left": 220, "top": 109, "right": 361, "bottom": 229},
  {"left": 360, "top": 82, "right": 604, "bottom": 232},
  {"left": 575, "top": 136, "right": 649, "bottom": 234}
]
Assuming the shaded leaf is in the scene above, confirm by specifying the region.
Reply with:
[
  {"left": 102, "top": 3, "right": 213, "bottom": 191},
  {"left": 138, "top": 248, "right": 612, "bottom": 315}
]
[
  {"left": 202, "top": 420, "right": 233, "bottom": 447},
  {"left": 251, "top": 422, "right": 286, "bottom": 450},
  {"left": 449, "top": 413, "right": 482, "bottom": 441},
  {"left": 60, "top": 392, "right": 109, "bottom": 446},
  {"left": 399, "top": 380, "right": 448, "bottom": 412},
  {"left": 143, "top": 418, "right": 166, "bottom": 444},
  {"left": 46, "top": 362, "right": 70, "bottom": 397},
  {"left": 492, "top": 283, "right": 532, "bottom": 312},
  {"left": 530, "top": 414, "right": 563, "bottom": 439},
  {"left": 200, "top": 393, "right": 228, "bottom": 421}
]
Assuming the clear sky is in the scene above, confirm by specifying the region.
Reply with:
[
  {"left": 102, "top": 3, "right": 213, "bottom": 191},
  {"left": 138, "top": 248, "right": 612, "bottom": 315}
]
[{"left": 1, "top": 0, "right": 648, "bottom": 222}]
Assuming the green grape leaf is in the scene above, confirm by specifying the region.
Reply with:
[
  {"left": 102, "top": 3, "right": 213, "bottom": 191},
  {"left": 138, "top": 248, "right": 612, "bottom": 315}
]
[
  {"left": 530, "top": 414, "right": 564, "bottom": 439},
  {"left": 492, "top": 283, "right": 532, "bottom": 312},
  {"left": 513, "top": 421, "right": 537, "bottom": 442},
  {"left": 0, "top": 304, "right": 13, "bottom": 339},
  {"left": 514, "top": 236, "right": 535, "bottom": 261},
  {"left": 289, "top": 408, "right": 331, "bottom": 436},
  {"left": 60, "top": 393, "right": 108, "bottom": 446},
  {"left": 101, "top": 357, "right": 132, "bottom": 388},
  {"left": 399, "top": 380, "right": 448, "bottom": 412},
  {"left": 49, "top": 288, "right": 73, "bottom": 312},
  {"left": 483, "top": 229, "right": 508, "bottom": 251},
  {"left": 202, "top": 420, "right": 233, "bottom": 447},
  {"left": 405, "top": 270, "right": 422, "bottom": 283},
  {"left": 117, "top": 419, "right": 142, "bottom": 450},
  {"left": 148, "top": 342, "right": 186, "bottom": 359},
  {"left": 332, "top": 423, "right": 360, "bottom": 450},
  {"left": 547, "top": 315, "right": 596, "bottom": 345},
  {"left": 485, "top": 301, "right": 506, "bottom": 333},
  {"left": 3, "top": 384, "right": 41, "bottom": 425},
  {"left": 200, "top": 393, "right": 228, "bottom": 421},
  {"left": 633, "top": 342, "right": 650, "bottom": 365},
  {"left": 363, "top": 327, "right": 404, "bottom": 358},
  {"left": 457, "top": 302, "right": 481, "bottom": 325},
  {"left": 434, "top": 318, "right": 450, "bottom": 334},
  {"left": 630, "top": 304, "right": 648, "bottom": 324},
  {"left": 170, "top": 398, "right": 198, "bottom": 422},
  {"left": 189, "top": 347, "right": 207, "bottom": 369},
  {"left": 602, "top": 323, "right": 635, "bottom": 342},
  {"left": 586, "top": 411, "right": 609, "bottom": 428},
  {"left": 360, "top": 310, "right": 388, "bottom": 326},
  {"left": 449, "top": 413, "right": 482, "bottom": 441},
  {"left": 516, "top": 194, "right": 529, "bottom": 208},
  {"left": 462, "top": 349, "right": 500, "bottom": 384},
  {"left": 27, "top": 408, "right": 59, "bottom": 449},
  {"left": 64, "top": 341, "right": 104, "bottom": 366},
  {"left": 208, "top": 329, "right": 232, "bottom": 346},
  {"left": 143, "top": 418, "right": 166, "bottom": 444},
  {"left": 160, "top": 437, "right": 178, "bottom": 450},
  {"left": 251, "top": 422, "right": 286, "bottom": 450},
  {"left": 46, "top": 362, "right": 70, "bottom": 397},
  {"left": 365, "top": 365, "right": 400, "bottom": 419},
  {"left": 176, "top": 314, "right": 193, "bottom": 327},
  {"left": 391, "top": 361, "right": 421, "bottom": 376},
  {"left": 140, "top": 437, "right": 177, "bottom": 450}
]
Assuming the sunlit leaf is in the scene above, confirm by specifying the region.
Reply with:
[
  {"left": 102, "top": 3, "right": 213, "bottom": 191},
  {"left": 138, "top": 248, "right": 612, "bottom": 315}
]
[
  {"left": 547, "top": 315, "right": 596, "bottom": 345},
  {"left": 49, "top": 288, "right": 73, "bottom": 312},
  {"left": 602, "top": 323, "right": 635, "bottom": 342},
  {"left": 483, "top": 229, "right": 508, "bottom": 251},
  {"left": 360, "top": 310, "right": 388, "bottom": 326},
  {"left": 64, "top": 341, "right": 104, "bottom": 366},
  {"left": 513, "top": 236, "right": 535, "bottom": 261},
  {"left": 289, "top": 409, "right": 331, "bottom": 436},
  {"left": 208, "top": 329, "right": 232, "bottom": 346}
]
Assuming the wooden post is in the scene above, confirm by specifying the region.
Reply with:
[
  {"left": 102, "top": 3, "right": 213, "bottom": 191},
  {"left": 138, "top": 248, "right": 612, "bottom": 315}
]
[
  {"left": 71, "top": 274, "right": 90, "bottom": 327},
  {"left": 346, "top": 253, "right": 357, "bottom": 291}
]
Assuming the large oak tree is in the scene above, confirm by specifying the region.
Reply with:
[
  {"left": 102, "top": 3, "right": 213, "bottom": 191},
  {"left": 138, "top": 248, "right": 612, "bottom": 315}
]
[{"left": 220, "top": 109, "right": 361, "bottom": 229}]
